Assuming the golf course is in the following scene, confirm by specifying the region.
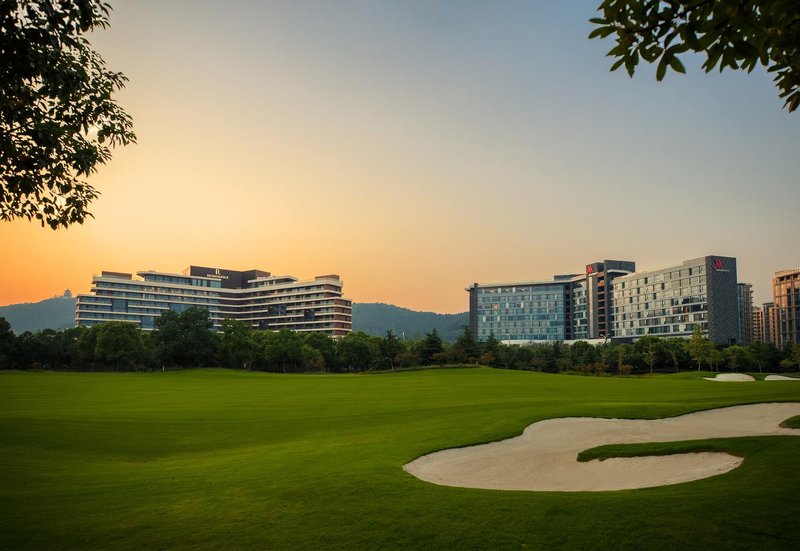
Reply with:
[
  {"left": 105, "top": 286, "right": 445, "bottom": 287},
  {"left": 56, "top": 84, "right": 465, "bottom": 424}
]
[{"left": 2, "top": 367, "right": 799, "bottom": 550}]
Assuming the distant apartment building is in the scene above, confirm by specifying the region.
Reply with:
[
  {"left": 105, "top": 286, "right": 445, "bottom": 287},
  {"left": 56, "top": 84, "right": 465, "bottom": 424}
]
[
  {"left": 752, "top": 303, "right": 774, "bottom": 344},
  {"left": 76, "top": 266, "right": 352, "bottom": 336},
  {"left": 610, "top": 256, "right": 738, "bottom": 344},
  {"left": 737, "top": 283, "right": 753, "bottom": 345},
  {"left": 772, "top": 267, "right": 800, "bottom": 347},
  {"left": 466, "top": 260, "right": 636, "bottom": 342}
]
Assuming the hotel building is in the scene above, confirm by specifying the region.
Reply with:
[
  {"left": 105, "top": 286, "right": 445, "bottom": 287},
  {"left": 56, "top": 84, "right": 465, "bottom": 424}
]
[
  {"left": 466, "top": 260, "right": 635, "bottom": 342},
  {"left": 572, "top": 260, "right": 637, "bottom": 340},
  {"left": 752, "top": 303, "right": 774, "bottom": 344},
  {"left": 772, "top": 267, "right": 800, "bottom": 347},
  {"left": 75, "top": 266, "right": 352, "bottom": 336},
  {"left": 737, "top": 283, "right": 754, "bottom": 345},
  {"left": 610, "top": 256, "right": 738, "bottom": 344},
  {"left": 469, "top": 255, "right": 742, "bottom": 345}
]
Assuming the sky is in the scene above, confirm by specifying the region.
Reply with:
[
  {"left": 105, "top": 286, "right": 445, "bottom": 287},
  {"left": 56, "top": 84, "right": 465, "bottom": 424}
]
[{"left": 1, "top": 0, "right": 798, "bottom": 313}]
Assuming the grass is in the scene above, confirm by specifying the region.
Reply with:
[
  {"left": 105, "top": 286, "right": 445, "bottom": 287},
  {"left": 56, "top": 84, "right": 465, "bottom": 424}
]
[
  {"left": 780, "top": 415, "right": 800, "bottom": 429},
  {"left": 577, "top": 440, "right": 743, "bottom": 462},
  {"left": 1, "top": 368, "right": 800, "bottom": 550}
]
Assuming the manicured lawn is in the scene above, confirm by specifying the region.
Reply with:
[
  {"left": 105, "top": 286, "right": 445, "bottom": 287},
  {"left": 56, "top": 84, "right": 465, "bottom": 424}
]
[
  {"left": 781, "top": 415, "right": 800, "bottom": 429},
  {"left": 1, "top": 368, "right": 799, "bottom": 550}
]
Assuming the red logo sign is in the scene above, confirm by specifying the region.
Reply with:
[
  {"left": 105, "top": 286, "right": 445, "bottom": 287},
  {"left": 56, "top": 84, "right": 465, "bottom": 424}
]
[
  {"left": 714, "top": 258, "right": 723, "bottom": 270},
  {"left": 586, "top": 265, "right": 595, "bottom": 275}
]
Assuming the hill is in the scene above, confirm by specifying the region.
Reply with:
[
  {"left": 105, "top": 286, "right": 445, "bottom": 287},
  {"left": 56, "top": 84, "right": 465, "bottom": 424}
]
[
  {"left": 0, "top": 294, "right": 76, "bottom": 333},
  {"left": 352, "top": 303, "right": 468, "bottom": 342}
]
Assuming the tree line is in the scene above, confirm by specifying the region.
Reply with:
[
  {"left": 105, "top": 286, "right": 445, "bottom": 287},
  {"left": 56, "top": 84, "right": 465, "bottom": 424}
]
[{"left": 1, "top": 309, "right": 798, "bottom": 374}]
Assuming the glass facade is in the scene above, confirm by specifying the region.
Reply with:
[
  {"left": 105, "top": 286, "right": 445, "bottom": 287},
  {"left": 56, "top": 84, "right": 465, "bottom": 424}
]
[
  {"left": 473, "top": 283, "right": 569, "bottom": 341},
  {"left": 467, "top": 260, "right": 636, "bottom": 343},
  {"left": 737, "top": 283, "right": 753, "bottom": 345},
  {"left": 611, "top": 261, "right": 708, "bottom": 338},
  {"left": 471, "top": 257, "right": 736, "bottom": 344},
  {"left": 572, "top": 279, "right": 589, "bottom": 340},
  {"left": 773, "top": 268, "right": 800, "bottom": 347}
]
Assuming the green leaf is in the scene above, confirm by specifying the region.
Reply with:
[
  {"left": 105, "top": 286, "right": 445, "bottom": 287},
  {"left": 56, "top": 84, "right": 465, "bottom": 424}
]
[
  {"left": 656, "top": 56, "right": 668, "bottom": 81},
  {"left": 588, "top": 26, "right": 616, "bottom": 40},
  {"left": 668, "top": 56, "right": 686, "bottom": 74}
]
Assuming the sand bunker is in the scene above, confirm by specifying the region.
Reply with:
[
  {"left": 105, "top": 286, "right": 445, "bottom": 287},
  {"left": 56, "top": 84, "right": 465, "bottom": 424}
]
[
  {"left": 404, "top": 403, "right": 800, "bottom": 492},
  {"left": 703, "top": 373, "right": 755, "bottom": 382},
  {"left": 765, "top": 375, "right": 800, "bottom": 381}
]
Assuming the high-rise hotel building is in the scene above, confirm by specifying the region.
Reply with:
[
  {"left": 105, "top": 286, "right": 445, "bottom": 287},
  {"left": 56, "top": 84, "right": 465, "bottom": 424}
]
[
  {"left": 610, "top": 256, "right": 738, "bottom": 344},
  {"left": 752, "top": 303, "right": 774, "bottom": 344},
  {"left": 772, "top": 267, "right": 800, "bottom": 347},
  {"left": 75, "top": 266, "right": 352, "bottom": 336},
  {"left": 466, "top": 260, "right": 635, "bottom": 342},
  {"left": 469, "top": 255, "right": 741, "bottom": 345},
  {"left": 737, "top": 283, "right": 754, "bottom": 345}
]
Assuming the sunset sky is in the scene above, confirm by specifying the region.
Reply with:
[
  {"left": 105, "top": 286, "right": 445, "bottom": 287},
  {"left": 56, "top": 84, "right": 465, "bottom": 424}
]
[{"left": 1, "top": 0, "right": 798, "bottom": 313}]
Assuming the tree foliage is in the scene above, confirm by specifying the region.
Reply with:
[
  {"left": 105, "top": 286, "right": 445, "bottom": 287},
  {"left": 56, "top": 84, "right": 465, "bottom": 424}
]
[
  {"left": 93, "top": 321, "right": 145, "bottom": 371},
  {"left": 688, "top": 325, "right": 714, "bottom": 369},
  {"left": 155, "top": 308, "right": 216, "bottom": 368},
  {"left": 378, "top": 330, "right": 403, "bottom": 370},
  {"left": 3, "top": 312, "right": 798, "bottom": 375},
  {"left": 219, "top": 319, "right": 256, "bottom": 370},
  {"left": 590, "top": 0, "right": 800, "bottom": 111},
  {"left": 1, "top": 0, "right": 135, "bottom": 228}
]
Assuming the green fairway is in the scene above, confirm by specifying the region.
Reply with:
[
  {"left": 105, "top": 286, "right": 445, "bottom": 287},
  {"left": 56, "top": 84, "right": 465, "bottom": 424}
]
[{"left": 2, "top": 368, "right": 800, "bottom": 550}]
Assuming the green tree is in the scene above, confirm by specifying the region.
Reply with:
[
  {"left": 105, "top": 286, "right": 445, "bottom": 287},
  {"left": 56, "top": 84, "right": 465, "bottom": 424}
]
[
  {"left": 417, "top": 329, "right": 444, "bottom": 365},
  {"left": 155, "top": 307, "right": 218, "bottom": 368},
  {"left": 94, "top": 321, "right": 144, "bottom": 371},
  {"left": 569, "top": 340, "right": 599, "bottom": 371},
  {"left": 637, "top": 335, "right": 662, "bottom": 374},
  {"left": 616, "top": 343, "right": 634, "bottom": 373},
  {"left": 0, "top": 316, "right": 14, "bottom": 369},
  {"left": 590, "top": 0, "right": 800, "bottom": 111},
  {"left": 748, "top": 341, "right": 776, "bottom": 372},
  {"left": 262, "top": 330, "right": 304, "bottom": 373},
  {"left": 499, "top": 344, "right": 534, "bottom": 371},
  {"left": 530, "top": 343, "right": 560, "bottom": 373},
  {"left": 304, "top": 332, "right": 336, "bottom": 371},
  {"left": 451, "top": 326, "right": 480, "bottom": 364},
  {"left": 688, "top": 326, "right": 713, "bottom": 370},
  {"left": 32, "top": 329, "right": 61, "bottom": 369},
  {"left": 58, "top": 326, "right": 86, "bottom": 370},
  {"left": 336, "top": 331, "right": 376, "bottom": 372},
  {"left": 219, "top": 319, "right": 256, "bottom": 370},
  {"left": 723, "top": 344, "right": 750, "bottom": 372},
  {"left": 300, "top": 344, "right": 325, "bottom": 372},
  {"left": 779, "top": 343, "right": 800, "bottom": 372},
  {"left": 599, "top": 342, "right": 619, "bottom": 374},
  {"left": 1, "top": 0, "right": 136, "bottom": 228},
  {"left": 708, "top": 347, "right": 724, "bottom": 373},
  {"left": 378, "top": 330, "right": 403, "bottom": 370},
  {"left": 481, "top": 332, "right": 500, "bottom": 360},
  {"left": 76, "top": 325, "right": 98, "bottom": 368},
  {"left": 663, "top": 337, "right": 687, "bottom": 373}
]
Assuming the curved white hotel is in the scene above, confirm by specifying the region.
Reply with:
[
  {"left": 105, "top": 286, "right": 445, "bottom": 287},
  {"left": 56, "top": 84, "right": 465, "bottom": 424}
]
[{"left": 75, "top": 265, "right": 352, "bottom": 336}]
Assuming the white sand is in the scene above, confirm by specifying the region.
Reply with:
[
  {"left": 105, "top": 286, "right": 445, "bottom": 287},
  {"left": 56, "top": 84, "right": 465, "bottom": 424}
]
[
  {"left": 765, "top": 375, "right": 800, "bottom": 381},
  {"left": 703, "top": 373, "right": 755, "bottom": 382},
  {"left": 404, "top": 403, "right": 800, "bottom": 492}
]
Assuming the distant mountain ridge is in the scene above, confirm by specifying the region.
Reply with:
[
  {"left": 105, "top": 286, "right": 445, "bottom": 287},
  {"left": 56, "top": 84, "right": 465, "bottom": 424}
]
[
  {"left": 0, "top": 297, "right": 468, "bottom": 341},
  {"left": 0, "top": 295, "right": 76, "bottom": 333},
  {"left": 352, "top": 303, "right": 468, "bottom": 342}
]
